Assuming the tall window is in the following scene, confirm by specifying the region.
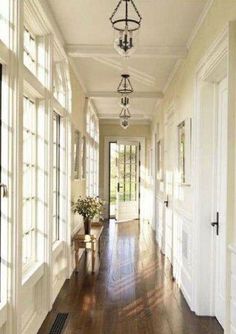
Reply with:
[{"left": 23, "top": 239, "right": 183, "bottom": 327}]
[
  {"left": 52, "top": 112, "right": 61, "bottom": 243},
  {"left": 86, "top": 106, "right": 99, "bottom": 197},
  {"left": 22, "top": 96, "right": 36, "bottom": 267},
  {"left": 23, "top": 27, "right": 36, "bottom": 74}
]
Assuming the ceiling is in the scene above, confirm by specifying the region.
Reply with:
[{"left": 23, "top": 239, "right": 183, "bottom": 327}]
[{"left": 48, "top": 0, "right": 209, "bottom": 122}]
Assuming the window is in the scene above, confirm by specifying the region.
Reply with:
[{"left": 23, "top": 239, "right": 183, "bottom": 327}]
[
  {"left": 0, "top": 0, "right": 10, "bottom": 46},
  {"left": 22, "top": 96, "right": 36, "bottom": 267},
  {"left": 24, "top": 27, "right": 36, "bottom": 74},
  {"left": 86, "top": 106, "right": 99, "bottom": 197},
  {"left": 52, "top": 112, "right": 61, "bottom": 243},
  {"left": 53, "top": 62, "right": 66, "bottom": 107},
  {"left": 178, "top": 121, "right": 186, "bottom": 184}
]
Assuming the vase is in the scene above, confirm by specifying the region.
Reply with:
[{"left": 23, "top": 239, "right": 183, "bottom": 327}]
[{"left": 84, "top": 217, "right": 91, "bottom": 234}]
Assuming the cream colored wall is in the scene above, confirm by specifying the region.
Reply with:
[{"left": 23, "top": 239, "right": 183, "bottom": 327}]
[
  {"left": 99, "top": 122, "right": 152, "bottom": 220},
  {"left": 70, "top": 67, "right": 87, "bottom": 233},
  {"left": 152, "top": 0, "right": 236, "bottom": 240}
]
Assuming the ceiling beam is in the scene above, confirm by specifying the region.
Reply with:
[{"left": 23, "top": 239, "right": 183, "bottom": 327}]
[
  {"left": 66, "top": 44, "right": 188, "bottom": 59},
  {"left": 87, "top": 91, "right": 164, "bottom": 99}
]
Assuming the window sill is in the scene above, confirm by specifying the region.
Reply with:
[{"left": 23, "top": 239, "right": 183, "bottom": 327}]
[
  {"left": 22, "top": 261, "right": 45, "bottom": 289},
  {"left": 0, "top": 302, "right": 7, "bottom": 328}
]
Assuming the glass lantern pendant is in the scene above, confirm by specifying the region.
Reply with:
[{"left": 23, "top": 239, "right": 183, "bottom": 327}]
[
  {"left": 110, "top": 0, "right": 142, "bottom": 57},
  {"left": 119, "top": 107, "right": 131, "bottom": 129}
]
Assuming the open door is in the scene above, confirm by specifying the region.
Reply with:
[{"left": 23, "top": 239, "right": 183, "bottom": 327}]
[{"left": 116, "top": 141, "right": 140, "bottom": 222}]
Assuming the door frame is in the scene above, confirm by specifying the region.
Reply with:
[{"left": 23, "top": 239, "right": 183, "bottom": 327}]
[
  {"left": 108, "top": 141, "right": 117, "bottom": 220},
  {"left": 104, "top": 136, "right": 146, "bottom": 221},
  {"left": 192, "top": 26, "right": 231, "bottom": 323}
]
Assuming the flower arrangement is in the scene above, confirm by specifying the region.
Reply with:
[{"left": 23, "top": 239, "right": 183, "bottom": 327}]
[
  {"left": 72, "top": 196, "right": 104, "bottom": 219},
  {"left": 72, "top": 196, "right": 104, "bottom": 234}
]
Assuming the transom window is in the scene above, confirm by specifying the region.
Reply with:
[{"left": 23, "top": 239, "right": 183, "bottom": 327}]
[
  {"left": 52, "top": 111, "right": 61, "bottom": 243},
  {"left": 24, "top": 28, "right": 36, "bottom": 74},
  {"left": 53, "top": 63, "right": 66, "bottom": 107},
  {"left": 22, "top": 96, "right": 37, "bottom": 267}
]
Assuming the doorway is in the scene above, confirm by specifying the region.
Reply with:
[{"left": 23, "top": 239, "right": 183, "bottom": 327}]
[{"left": 108, "top": 141, "right": 140, "bottom": 222}]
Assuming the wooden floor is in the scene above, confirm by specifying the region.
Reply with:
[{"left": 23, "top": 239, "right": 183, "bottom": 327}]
[{"left": 38, "top": 220, "right": 223, "bottom": 334}]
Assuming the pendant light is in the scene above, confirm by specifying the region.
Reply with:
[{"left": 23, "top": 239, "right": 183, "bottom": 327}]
[
  {"left": 110, "top": 0, "right": 142, "bottom": 57},
  {"left": 117, "top": 74, "right": 133, "bottom": 95}
]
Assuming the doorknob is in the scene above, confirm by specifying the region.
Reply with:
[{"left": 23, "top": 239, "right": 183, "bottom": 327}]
[
  {"left": 211, "top": 212, "right": 219, "bottom": 236},
  {"left": 164, "top": 196, "right": 169, "bottom": 208},
  {"left": 0, "top": 184, "right": 8, "bottom": 198}
]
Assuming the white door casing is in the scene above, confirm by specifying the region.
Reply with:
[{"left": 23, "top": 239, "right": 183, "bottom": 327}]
[
  {"left": 212, "top": 77, "right": 228, "bottom": 327},
  {"left": 164, "top": 112, "right": 175, "bottom": 263}
]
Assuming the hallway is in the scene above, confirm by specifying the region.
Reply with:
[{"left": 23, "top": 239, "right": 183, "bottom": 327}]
[{"left": 38, "top": 221, "right": 223, "bottom": 334}]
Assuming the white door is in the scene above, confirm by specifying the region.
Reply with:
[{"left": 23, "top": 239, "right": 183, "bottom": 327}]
[
  {"left": 212, "top": 78, "right": 228, "bottom": 328},
  {"left": 164, "top": 117, "right": 175, "bottom": 263},
  {"left": 116, "top": 141, "right": 139, "bottom": 222}
]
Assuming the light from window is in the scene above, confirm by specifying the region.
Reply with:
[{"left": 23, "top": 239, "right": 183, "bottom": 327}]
[
  {"left": 53, "top": 112, "right": 61, "bottom": 243},
  {"left": 22, "top": 96, "right": 36, "bottom": 267}
]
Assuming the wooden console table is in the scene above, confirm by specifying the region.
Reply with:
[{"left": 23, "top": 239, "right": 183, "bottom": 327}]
[{"left": 73, "top": 223, "right": 104, "bottom": 273}]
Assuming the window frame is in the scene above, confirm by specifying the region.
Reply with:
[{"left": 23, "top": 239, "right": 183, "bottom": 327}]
[
  {"left": 52, "top": 111, "right": 61, "bottom": 243},
  {"left": 86, "top": 106, "right": 99, "bottom": 197}
]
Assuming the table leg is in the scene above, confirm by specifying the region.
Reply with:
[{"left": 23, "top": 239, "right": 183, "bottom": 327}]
[
  {"left": 92, "top": 242, "right": 96, "bottom": 273},
  {"left": 75, "top": 249, "right": 79, "bottom": 272},
  {"left": 98, "top": 238, "right": 101, "bottom": 256}
]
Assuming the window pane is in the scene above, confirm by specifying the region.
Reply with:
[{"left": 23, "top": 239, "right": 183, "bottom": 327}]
[{"left": 22, "top": 97, "right": 36, "bottom": 267}]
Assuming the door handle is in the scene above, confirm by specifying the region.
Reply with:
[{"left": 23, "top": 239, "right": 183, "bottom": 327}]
[
  {"left": 117, "top": 183, "right": 123, "bottom": 192},
  {"left": 0, "top": 184, "right": 8, "bottom": 198},
  {"left": 211, "top": 212, "right": 219, "bottom": 236},
  {"left": 164, "top": 196, "right": 169, "bottom": 208}
]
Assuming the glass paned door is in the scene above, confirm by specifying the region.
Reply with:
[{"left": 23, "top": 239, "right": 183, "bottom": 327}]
[{"left": 116, "top": 141, "right": 139, "bottom": 222}]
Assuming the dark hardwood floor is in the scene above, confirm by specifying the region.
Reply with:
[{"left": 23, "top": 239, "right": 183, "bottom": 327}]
[{"left": 38, "top": 220, "right": 223, "bottom": 334}]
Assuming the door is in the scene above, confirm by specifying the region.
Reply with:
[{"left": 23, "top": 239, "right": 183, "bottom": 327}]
[
  {"left": 213, "top": 77, "right": 228, "bottom": 328},
  {"left": 116, "top": 141, "right": 139, "bottom": 222},
  {"left": 164, "top": 116, "right": 175, "bottom": 263}
]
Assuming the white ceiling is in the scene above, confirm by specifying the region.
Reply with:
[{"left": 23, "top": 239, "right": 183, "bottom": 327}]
[{"left": 48, "top": 0, "right": 209, "bottom": 121}]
